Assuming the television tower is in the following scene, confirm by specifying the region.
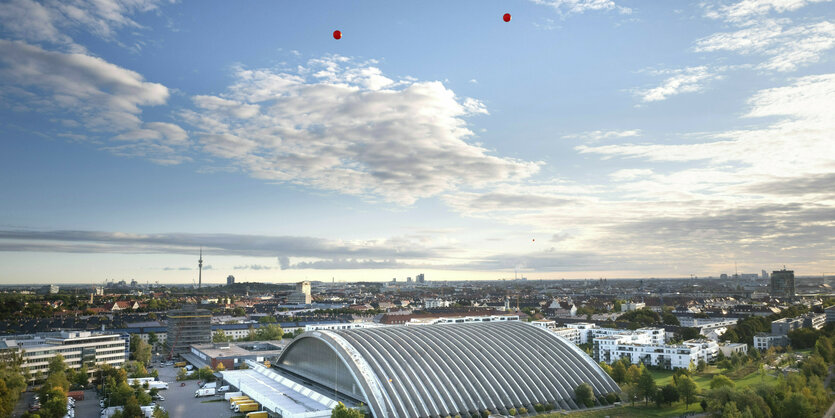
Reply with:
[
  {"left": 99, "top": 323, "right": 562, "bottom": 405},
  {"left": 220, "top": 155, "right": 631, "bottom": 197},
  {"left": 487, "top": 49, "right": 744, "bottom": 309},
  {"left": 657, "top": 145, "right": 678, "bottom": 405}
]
[{"left": 198, "top": 247, "right": 203, "bottom": 289}]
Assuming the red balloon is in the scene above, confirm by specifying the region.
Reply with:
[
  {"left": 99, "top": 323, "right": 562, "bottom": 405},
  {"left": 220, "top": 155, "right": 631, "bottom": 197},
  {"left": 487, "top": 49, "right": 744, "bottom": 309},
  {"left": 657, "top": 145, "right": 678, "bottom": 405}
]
[
  {"left": 333, "top": 30, "right": 342, "bottom": 40},
  {"left": 503, "top": 13, "right": 511, "bottom": 22}
]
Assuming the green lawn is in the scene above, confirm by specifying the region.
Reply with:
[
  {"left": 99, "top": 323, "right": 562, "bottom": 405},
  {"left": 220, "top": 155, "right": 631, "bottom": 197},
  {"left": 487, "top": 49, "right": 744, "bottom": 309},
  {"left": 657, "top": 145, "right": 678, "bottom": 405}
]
[{"left": 553, "top": 367, "right": 779, "bottom": 418}]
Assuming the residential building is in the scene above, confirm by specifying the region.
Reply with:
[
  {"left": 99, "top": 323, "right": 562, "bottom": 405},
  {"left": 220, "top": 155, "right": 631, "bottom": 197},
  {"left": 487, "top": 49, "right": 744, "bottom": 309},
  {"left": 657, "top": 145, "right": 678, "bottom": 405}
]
[
  {"left": 621, "top": 302, "right": 646, "bottom": 312},
  {"left": 0, "top": 331, "right": 125, "bottom": 381},
  {"left": 423, "top": 299, "right": 450, "bottom": 309},
  {"left": 552, "top": 327, "right": 581, "bottom": 345},
  {"left": 718, "top": 343, "right": 748, "bottom": 357},
  {"left": 405, "top": 314, "right": 519, "bottom": 326},
  {"left": 754, "top": 333, "right": 789, "bottom": 351},
  {"left": 227, "top": 275, "right": 235, "bottom": 285},
  {"left": 826, "top": 305, "right": 835, "bottom": 323}
]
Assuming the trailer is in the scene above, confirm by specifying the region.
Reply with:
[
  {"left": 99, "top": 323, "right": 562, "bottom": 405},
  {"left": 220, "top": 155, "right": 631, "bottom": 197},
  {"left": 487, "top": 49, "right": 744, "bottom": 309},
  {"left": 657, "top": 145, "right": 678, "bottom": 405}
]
[
  {"left": 67, "top": 391, "right": 84, "bottom": 401},
  {"left": 230, "top": 398, "right": 253, "bottom": 410},
  {"left": 194, "top": 387, "right": 216, "bottom": 397},
  {"left": 235, "top": 402, "right": 259, "bottom": 413},
  {"left": 246, "top": 412, "right": 268, "bottom": 418},
  {"left": 223, "top": 391, "right": 243, "bottom": 400},
  {"left": 147, "top": 381, "right": 168, "bottom": 390}
]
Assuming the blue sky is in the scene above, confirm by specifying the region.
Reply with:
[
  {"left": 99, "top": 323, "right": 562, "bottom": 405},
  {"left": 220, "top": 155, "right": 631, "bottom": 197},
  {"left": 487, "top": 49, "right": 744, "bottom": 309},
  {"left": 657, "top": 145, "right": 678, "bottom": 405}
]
[{"left": 1, "top": 0, "right": 833, "bottom": 284}]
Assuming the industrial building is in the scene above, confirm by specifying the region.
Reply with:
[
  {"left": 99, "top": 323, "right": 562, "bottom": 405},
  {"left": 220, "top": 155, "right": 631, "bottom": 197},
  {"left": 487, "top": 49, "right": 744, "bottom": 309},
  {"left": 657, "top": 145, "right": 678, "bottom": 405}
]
[
  {"left": 166, "top": 305, "right": 211, "bottom": 357},
  {"left": 276, "top": 321, "right": 619, "bottom": 417},
  {"left": 186, "top": 341, "right": 286, "bottom": 370},
  {"left": 0, "top": 331, "right": 125, "bottom": 381}
]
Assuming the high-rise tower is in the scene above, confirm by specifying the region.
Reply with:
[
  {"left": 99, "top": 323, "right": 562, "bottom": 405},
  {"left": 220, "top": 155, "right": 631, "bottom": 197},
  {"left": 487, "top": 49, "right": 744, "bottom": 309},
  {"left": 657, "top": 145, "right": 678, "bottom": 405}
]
[{"left": 198, "top": 247, "right": 203, "bottom": 289}]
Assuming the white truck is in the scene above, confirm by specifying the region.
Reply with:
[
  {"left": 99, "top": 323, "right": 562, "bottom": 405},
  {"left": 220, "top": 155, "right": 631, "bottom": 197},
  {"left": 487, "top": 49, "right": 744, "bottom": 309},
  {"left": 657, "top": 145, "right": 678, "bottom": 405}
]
[
  {"left": 195, "top": 387, "right": 216, "bottom": 397},
  {"left": 147, "top": 381, "right": 168, "bottom": 390},
  {"left": 200, "top": 381, "right": 216, "bottom": 389}
]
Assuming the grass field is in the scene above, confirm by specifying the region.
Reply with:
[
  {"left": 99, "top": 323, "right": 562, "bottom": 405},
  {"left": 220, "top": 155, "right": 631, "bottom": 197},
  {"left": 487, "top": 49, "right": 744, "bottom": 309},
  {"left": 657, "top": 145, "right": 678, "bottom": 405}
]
[{"left": 546, "top": 367, "right": 781, "bottom": 418}]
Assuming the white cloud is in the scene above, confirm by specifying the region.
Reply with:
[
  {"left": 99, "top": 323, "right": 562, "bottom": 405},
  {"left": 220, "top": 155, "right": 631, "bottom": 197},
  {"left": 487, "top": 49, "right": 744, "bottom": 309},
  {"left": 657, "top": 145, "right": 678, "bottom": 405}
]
[
  {"left": 705, "top": 0, "right": 832, "bottom": 22},
  {"left": 636, "top": 66, "right": 721, "bottom": 102},
  {"left": 0, "top": 0, "right": 170, "bottom": 51},
  {"left": 0, "top": 39, "right": 187, "bottom": 162},
  {"left": 563, "top": 129, "right": 641, "bottom": 141},
  {"left": 180, "top": 56, "right": 540, "bottom": 205},
  {"left": 531, "top": 0, "right": 632, "bottom": 15},
  {"left": 609, "top": 168, "right": 654, "bottom": 181},
  {"left": 695, "top": 19, "right": 835, "bottom": 72}
]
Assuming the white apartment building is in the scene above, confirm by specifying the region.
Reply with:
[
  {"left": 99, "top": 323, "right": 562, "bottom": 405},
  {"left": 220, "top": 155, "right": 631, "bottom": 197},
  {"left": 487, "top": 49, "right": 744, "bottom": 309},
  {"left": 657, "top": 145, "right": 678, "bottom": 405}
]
[
  {"left": 552, "top": 327, "right": 581, "bottom": 345},
  {"left": 621, "top": 302, "right": 646, "bottom": 312},
  {"left": 677, "top": 317, "right": 739, "bottom": 329},
  {"left": 718, "top": 342, "right": 748, "bottom": 357},
  {"left": 566, "top": 322, "right": 666, "bottom": 346},
  {"left": 423, "top": 299, "right": 451, "bottom": 309},
  {"left": 0, "top": 331, "right": 126, "bottom": 381},
  {"left": 595, "top": 334, "right": 715, "bottom": 370}
]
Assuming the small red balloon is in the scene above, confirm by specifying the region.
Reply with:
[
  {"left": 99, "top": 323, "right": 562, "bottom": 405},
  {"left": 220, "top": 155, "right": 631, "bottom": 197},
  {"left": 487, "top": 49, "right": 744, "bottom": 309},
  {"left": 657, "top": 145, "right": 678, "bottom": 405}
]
[
  {"left": 503, "top": 13, "right": 511, "bottom": 22},
  {"left": 333, "top": 30, "right": 342, "bottom": 40}
]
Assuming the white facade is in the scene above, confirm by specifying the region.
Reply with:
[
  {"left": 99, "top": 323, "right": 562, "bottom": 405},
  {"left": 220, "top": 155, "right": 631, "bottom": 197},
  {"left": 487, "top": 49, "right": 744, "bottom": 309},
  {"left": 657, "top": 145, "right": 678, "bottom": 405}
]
[
  {"left": 595, "top": 334, "right": 705, "bottom": 370},
  {"left": 0, "top": 331, "right": 126, "bottom": 380},
  {"left": 682, "top": 339, "right": 720, "bottom": 364},
  {"left": 677, "top": 317, "right": 738, "bottom": 329},
  {"left": 551, "top": 327, "right": 581, "bottom": 345},
  {"left": 566, "top": 322, "right": 597, "bottom": 344},
  {"left": 718, "top": 343, "right": 748, "bottom": 357},
  {"left": 304, "top": 322, "right": 382, "bottom": 331},
  {"left": 423, "top": 299, "right": 451, "bottom": 309},
  {"left": 405, "top": 315, "right": 519, "bottom": 326},
  {"left": 621, "top": 302, "right": 646, "bottom": 312}
]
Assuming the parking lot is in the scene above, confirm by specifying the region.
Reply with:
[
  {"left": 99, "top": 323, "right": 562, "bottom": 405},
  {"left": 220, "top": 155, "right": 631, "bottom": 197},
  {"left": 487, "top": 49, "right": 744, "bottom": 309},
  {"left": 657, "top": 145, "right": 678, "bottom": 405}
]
[{"left": 155, "top": 363, "right": 236, "bottom": 418}]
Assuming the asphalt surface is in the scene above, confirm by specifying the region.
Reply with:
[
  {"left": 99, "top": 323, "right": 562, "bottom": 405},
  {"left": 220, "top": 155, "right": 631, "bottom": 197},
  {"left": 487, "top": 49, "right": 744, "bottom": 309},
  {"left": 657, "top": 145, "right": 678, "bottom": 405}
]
[
  {"left": 155, "top": 363, "right": 236, "bottom": 418},
  {"left": 13, "top": 388, "right": 99, "bottom": 418}
]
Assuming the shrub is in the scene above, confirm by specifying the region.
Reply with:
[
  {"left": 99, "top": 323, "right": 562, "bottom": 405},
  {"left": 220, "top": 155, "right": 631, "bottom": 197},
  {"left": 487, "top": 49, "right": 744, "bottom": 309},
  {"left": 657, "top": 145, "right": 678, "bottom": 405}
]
[{"left": 508, "top": 408, "right": 517, "bottom": 415}]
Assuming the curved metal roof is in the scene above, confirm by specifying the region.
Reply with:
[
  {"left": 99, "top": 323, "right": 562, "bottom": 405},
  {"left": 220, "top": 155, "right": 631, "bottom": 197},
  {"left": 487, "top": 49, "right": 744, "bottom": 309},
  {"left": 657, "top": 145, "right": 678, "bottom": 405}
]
[{"left": 277, "top": 320, "right": 619, "bottom": 417}]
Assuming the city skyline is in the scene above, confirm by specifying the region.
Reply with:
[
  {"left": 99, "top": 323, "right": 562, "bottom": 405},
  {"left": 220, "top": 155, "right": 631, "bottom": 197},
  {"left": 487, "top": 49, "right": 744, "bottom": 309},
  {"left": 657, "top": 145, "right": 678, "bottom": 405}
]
[{"left": 1, "top": 0, "right": 834, "bottom": 284}]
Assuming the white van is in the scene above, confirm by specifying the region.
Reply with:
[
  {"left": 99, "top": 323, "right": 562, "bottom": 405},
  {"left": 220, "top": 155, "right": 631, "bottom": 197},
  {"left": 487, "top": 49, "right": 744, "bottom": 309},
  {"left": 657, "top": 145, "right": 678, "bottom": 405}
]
[{"left": 217, "top": 385, "right": 230, "bottom": 393}]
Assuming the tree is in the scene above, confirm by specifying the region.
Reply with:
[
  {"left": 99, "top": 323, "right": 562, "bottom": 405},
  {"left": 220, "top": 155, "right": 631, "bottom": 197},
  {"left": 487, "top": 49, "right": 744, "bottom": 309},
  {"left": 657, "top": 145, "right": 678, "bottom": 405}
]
[
  {"left": 259, "top": 315, "right": 277, "bottom": 323},
  {"left": 575, "top": 383, "right": 595, "bottom": 407},
  {"left": 123, "top": 396, "right": 143, "bottom": 418},
  {"left": 134, "top": 339, "right": 151, "bottom": 366},
  {"left": 253, "top": 324, "right": 284, "bottom": 341},
  {"left": 599, "top": 362, "right": 613, "bottom": 379},
  {"left": 661, "top": 384, "right": 679, "bottom": 406},
  {"left": 47, "top": 355, "right": 67, "bottom": 375},
  {"left": 801, "top": 355, "right": 827, "bottom": 378},
  {"left": 212, "top": 330, "right": 230, "bottom": 343},
  {"left": 40, "top": 387, "right": 67, "bottom": 418},
  {"left": 662, "top": 312, "right": 680, "bottom": 326},
  {"left": 625, "top": 364, "right": 641, "bottom": 384},
  {"left": 676, "top": 375, "right": 699, "bottom": 410},
  {"left": 331, "top": 402, "right": 364, "bottom": 418},
  {"left": 612, "top": 361, "right": 627, "bottom": 384},
  {"left": 621, "top": 383, "right": 639, "bottom": 406},
  {"left": 73, "top": 365, "right": 88, "bottom": 388},
  {"left": 637, "top": 368, "right": 657, "bottom": 405},
  {"left": 147, "top": 332, "right": 158, "bottom": 347},
  {"left": 696, "top": 360, "right": 707, "bottom": 372},
  {"left": 711, "top": 374, "right": 735, "bottom": 389}
]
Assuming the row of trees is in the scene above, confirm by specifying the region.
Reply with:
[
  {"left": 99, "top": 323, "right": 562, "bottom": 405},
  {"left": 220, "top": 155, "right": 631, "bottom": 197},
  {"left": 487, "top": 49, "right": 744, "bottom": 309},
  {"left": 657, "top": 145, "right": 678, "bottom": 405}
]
[
  {"left": 600, "top": 358, "right": 701, "bottom": 410},
  {"left": 0, "top": 351, "right": 26, "bottom": 417},
  {"left": 212, "top": 323, "right": 287, "bottom": 343}
]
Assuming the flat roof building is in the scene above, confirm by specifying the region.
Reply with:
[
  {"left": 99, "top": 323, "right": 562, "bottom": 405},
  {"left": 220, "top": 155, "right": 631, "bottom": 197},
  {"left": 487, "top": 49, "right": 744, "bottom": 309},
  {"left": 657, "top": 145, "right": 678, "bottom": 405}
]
[{"left": 0, "top": 331, "right": 125, "bottom": 381}]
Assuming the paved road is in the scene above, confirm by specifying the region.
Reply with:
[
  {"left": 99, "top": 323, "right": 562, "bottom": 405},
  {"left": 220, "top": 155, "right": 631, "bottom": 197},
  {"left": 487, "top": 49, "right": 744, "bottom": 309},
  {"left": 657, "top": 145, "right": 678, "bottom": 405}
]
[{"left": 156, "top": 363, "right": 235, "bottom": 418}]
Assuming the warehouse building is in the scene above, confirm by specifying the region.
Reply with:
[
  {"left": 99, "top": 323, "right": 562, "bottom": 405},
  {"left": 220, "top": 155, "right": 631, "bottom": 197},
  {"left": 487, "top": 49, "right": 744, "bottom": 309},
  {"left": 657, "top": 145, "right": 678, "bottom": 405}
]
[{"left": 276, "top": 321, "right": 620, "bottom": 417}]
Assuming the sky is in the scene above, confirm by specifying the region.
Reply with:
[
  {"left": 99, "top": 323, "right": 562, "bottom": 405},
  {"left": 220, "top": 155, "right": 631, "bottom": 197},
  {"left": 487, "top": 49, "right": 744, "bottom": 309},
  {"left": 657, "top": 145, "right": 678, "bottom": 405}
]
[{"left": 0, "top": 0, "right": 833, "bottom": 285}]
